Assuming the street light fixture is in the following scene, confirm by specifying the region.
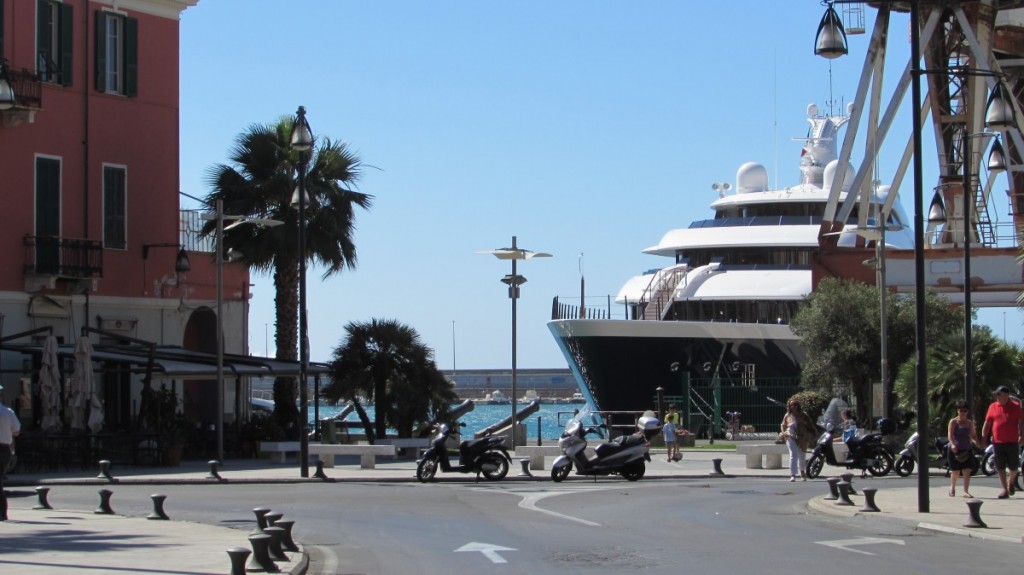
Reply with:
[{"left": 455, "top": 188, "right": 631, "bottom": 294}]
[
  {"left": 201, "top": 201, "right": 282, "bottom": 464},
  {"left": 290, "top": 105, "right": 313, "bottom": 478},
  {"left": 479, "top": 236, "right": 551, "bottom": 447},
  {"left": 0, "top": 59, "right": 17, "bottom": 110}
]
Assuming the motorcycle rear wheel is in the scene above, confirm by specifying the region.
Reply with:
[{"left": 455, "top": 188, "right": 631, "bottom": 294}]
[
  {"left": 868, "top": 447, "right": 894, "bottom": 476},
  {"left": 481, "top": 454, "right": 510, "bottom": 481},
  {"left": 806, "top": 453, "right": 825, "bottom": 479},
  {"left": 893, "top": 455, "right": 915, "bottom": 477},
  {"left": 981, "top": 452, "right": 997, "bottom": 476},
  {"left": 551, "top": 462, "right": 572, "bottom": 482},
  {"left": 621, "top": 461, "right": 645, "bottom": 481},
  {"left": 416, "top": 457, "right": 439, "bottom": 482}
]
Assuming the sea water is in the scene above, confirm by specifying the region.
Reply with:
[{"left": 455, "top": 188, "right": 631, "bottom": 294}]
[{"left": 310, "top": 402, "right": 588, "bottom": 441}]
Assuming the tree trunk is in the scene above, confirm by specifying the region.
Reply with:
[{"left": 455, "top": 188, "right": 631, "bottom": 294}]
[
  {"left": 273, "top": 259, "right": 300, "bottom": 436},
  {"left": 353, "top": 401, "right": 375, "bottom": 444}
]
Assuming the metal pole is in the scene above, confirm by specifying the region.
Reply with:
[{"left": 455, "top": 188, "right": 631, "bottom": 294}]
[
  {"left": 297, "top": 108, "right": 310, "bottom": 478},
  {"left": 880, "top": 218, "right": 889, "bottom": 419},
  {"left": 910, "top": 0, "right": 930, "bottom": 513},
  {"left": 216, "top": 199, "right": 225, "bottom": 464},
  {"left": 963, "top": 133, "right": 974, "bottom": 411},
  {"left": 511, "top": 235, "right": 518, "bottom": 447}
]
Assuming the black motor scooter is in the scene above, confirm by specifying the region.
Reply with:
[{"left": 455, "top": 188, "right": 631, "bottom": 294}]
[
  {"left": 806, "top": 418, "right": 895, "bottom": 478},
  {"left": 416, "top": 412, "right": 511, "bottom": 482}
]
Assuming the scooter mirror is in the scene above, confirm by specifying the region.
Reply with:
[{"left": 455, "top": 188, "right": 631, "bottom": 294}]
[
  {"left": 825, "top": 422, "right": 834, "bottom": 432},
  {"left": 459, "top": 422, "right": 467, "bottom": 427}
]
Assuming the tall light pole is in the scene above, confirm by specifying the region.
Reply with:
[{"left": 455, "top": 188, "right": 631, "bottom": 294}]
[
  {"left": 201, "top": 200, "right": 281, "bottom": 464},
  {"left": 480, "top": 236, "right": 551, "bottom": 447},
  {"left": 290, "top": 105, "right": 313, "bottom": 478}
]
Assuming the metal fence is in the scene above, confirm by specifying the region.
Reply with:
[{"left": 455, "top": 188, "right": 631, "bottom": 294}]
[{"left": 659, "top": 378, "right": 802, "bottom": 439}]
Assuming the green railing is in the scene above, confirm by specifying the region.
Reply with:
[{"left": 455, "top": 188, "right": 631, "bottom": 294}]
[{"left": 659, "top": 378, "right": 802, "bottom": 439}]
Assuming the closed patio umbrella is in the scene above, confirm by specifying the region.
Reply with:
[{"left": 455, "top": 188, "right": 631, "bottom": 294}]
[
  {"left": 69, "top": 337, "right": 99, "bottom": 432},
  {"left": 39, "top": 335, "right": 62, "bottom": 432}
]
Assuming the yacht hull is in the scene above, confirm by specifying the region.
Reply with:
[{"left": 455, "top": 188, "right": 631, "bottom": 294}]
[{"left": 548, "top": 319, "right": 804, "bottom": 414}]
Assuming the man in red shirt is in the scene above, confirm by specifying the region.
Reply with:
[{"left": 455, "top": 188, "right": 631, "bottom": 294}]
[{"left": 981, "top": 386, "right": 1024, "bottom": 499}]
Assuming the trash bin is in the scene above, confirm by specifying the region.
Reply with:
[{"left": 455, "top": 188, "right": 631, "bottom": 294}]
[{"left": 321, "top": 418, "right": 337, "bottom": 444}]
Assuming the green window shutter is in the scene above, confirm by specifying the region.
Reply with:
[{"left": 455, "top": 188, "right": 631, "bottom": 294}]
[
  {"left": 94, "top": 10, "right": 106, "bottom": 92},
  {"left": 59, "top": 1, "right": 73, "bottom": 86},
  {"left": 1, "top": 0, "right": 6, "bottom": 61},
  {"left": 124, "top": 16, "right": 137, "bottom": 97},
  {"left": 38, "top": 0, "right": 53, "bottom": 79},
  {"left": 103, "top": 167, "right": 126, "bottom": 249}
]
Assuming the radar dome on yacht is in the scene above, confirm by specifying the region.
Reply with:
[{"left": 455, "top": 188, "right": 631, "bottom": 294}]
[
  {"left": 736, "top": 162, "right": 769, "bottom": 194},
  {"left": 807, "top": 103, "right": 819, "bottom": 117},
  {"left": 823, "top": 159, "right": 857, "bottom": 191}
]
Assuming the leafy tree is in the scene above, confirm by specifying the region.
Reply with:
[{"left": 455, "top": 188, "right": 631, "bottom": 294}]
[
  {"left": 323, "top": 319, "right": 457, "bottom": 441},
  {"left": 790, "top": 278, "right": 959, "bottom": 421},
  {"left": 202, "top": 116, "right": 371, "bottom": 433},
  {"left": 893, "top": 326, "right": 1022, "bottom": 434}
]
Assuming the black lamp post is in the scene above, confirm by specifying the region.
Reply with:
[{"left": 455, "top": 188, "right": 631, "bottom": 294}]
[{"left": 290, "top": 106, "right": 313, "bottom": 478}]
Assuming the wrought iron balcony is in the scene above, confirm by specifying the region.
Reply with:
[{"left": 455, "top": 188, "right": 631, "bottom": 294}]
[
  {"left": 23, "top": 235, "right": 103, "bottom": 280},
  {"left": 1, "top": 68, "right": 43, "bottom": 127}
]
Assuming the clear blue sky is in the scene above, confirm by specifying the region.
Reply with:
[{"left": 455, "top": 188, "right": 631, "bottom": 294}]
[{"left": 178, "top": 2, "right": 1023, "bottom": 370}]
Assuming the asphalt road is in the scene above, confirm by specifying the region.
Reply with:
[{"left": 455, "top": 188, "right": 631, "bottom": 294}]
[{"left": 29, "top": 477, "right": 1021, "bottom": 574}]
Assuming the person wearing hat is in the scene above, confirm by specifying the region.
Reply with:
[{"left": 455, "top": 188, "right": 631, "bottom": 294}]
[
  {"left": 0, "top": 384, "right": 21, "bottom": 521},
  {"left": 981, "top": 385, "right": 1024, "bottom": 499}
]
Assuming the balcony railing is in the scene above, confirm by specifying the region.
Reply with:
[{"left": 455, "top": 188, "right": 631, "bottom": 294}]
[
  {"left": 23, "top": 235, "right": 103, "bottom": 279},
  {"left": 8, "top": 68, "right": 42, "bottom": 109}
]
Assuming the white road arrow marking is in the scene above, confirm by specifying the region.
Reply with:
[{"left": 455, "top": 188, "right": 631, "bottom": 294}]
[
  {"left": 815, "top": 537, "right": 906, "bottom": 556},
  {"left": 454, "top": 542, "right": 518, "bottom": 564}
]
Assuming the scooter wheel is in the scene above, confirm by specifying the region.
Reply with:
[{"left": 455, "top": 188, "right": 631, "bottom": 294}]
[
  {"left": 416, "top": 457, "right": 439, "bottom": 482},
  {"left": 621, "top": 461, "right": 645, "bottom": 481},
  {"left": 806, "top": 453, "right": 824, "bottom": 479},
  {"left": 981, "top": 452, "right": 996, "bottom": 477},
  {"left": 481, "top": 454, "right": 509, "bottom": 481},
  {"left": 551, "top": 462, "right": 571, "bottom": 482},
  {"left": 893, "top": 455, "right": 915, "bottom": 477}
]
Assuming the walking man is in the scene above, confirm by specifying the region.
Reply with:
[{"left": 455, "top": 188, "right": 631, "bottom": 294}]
[
  {"left": 0, "top": 384, "right": 21, "bottom": 520},
  {"left": 981, "top": 385, "right": 1024, "bottom": 499}
]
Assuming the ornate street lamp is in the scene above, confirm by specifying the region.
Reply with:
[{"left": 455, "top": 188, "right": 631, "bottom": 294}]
[{"left": 290, "top": 106, "right": 313, "bottom": 478}]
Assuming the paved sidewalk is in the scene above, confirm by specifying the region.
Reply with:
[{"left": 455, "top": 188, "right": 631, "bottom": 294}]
[{"left": 1, "top": 448, "right": 1021, "bottom": 574}]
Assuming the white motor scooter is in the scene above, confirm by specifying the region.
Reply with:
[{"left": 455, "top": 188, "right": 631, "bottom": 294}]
[{"left": 551, "top": 408, "right": 659, "bottom": 482}]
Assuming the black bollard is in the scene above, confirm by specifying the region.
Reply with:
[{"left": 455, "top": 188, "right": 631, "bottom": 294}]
[
  {"left": 518, "top": 458, "right": 533, "bottom": 478},
  {"left": 964, "top": 499, "right": 988, "bottom": 528},
  {"left": 264, "top": 511, "right": 283, "bottom": 528},
  {"left": 263, "top": 526, "right": 289, "bottom": 561},
  {"left": 711, "top": 458, "right": 725, "bottom": 477},
  {"left": 835, "top": 482, "right": 854, "bottom": 506},
  {"left": 273, "top": 519, "right": 300, "bottom": 553},
  {"left": 226, "top": 547, "right": 251, "bottom": 575},
  {"left": 94, "top": 489, "right": 115, "bottom": 514},
  {"left": 33, "top": 486, "right": 53, "bottom": 510},
  {"left": 96, "top": 460, "right": 115, "bottom": 482},
  {"left": 207, "top": 460, "right": 223, "bottom": 481},
  {"left": 824, "top": 477, "right": 840, "bottom": 501},
  {"left": 313, "top": 460, "right": 329, "bottom": 480},
  {"left": 859, "top": 487, "right": 881, "bottom": 512},
  {"left": 247, "top": 533, "right": 280, "bottom": 573},
  {"left": 147, "top": 494, "right": 169, "bottom": 520},
  {"left": 252, "top": 507, "right": 272, "bottom": 534},
  {"left": 840, "top": 472, "right": 858, "bottom": 495}
]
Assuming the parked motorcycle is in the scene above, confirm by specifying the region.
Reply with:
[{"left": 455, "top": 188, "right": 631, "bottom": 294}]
[
  {"left": 980, "top": 443, "right": 1023, "bottom": 490},
  {"left": 805, "top": 418, "right": 894, "bottom": 478},
  {"left": 551, "top": 409, "right": 659, "bottom": 482},
  {"left": 894, "top": 431, "right": 921, "bottom": 477},
  {"left": 415, "top": 404, "right": 512, "bottom": 482}
]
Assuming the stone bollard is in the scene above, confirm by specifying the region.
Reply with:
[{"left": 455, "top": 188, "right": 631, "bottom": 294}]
[
  {"left": 824, "top": 477, "right": 840, "bottom": 501},
  {"left": 964, "top": 499, "right": 988, "bottom": 528},
  {"left": 711, "top": 458, "right": 725, "bottom": 477},
  {"left": 247, "top": 533, "right": 279, "bottom": 573},
  {"left": 859, "top": 488, "right": 881, "bottom": 512},
  {"left": 207, "top": 460, "right": 223, "bottom": 481},
  {"left": 835, "top": 481, "right": 855, "bottom": 506},
  {"left": 94, "top": 489, "right": 115, "bottom": 514},
  {"left": 226, "top": 547, "right": 251, "bottom": 575},
  {"left": 313, "top": 460, "right": 329, "bottom": 480},
  {"left": 263, "top": 526, "right": 289, "bottom": 562},
  {"left": 273, "top": 519, "right": 300, "bottom": 553},
  {"left": 33, "top": 487, "right": 53, "bottom": 510},
  {"left": 518, "top": 458, "right": 533, "bottom": 478},
  {"left": 264, "top": 512, "right": 283, "bottom": 528},
  {"left": 840, "top": 472, "right": 858, "bottom": 495},
  {"left": 252, "top": 507, "right": 272, "bottom": 534},
  {"left": 147, "top": 494, "right": 169, "bottom": 520},
  {"left": 96, "top": 460, "right": 115, "bottom": 482}
]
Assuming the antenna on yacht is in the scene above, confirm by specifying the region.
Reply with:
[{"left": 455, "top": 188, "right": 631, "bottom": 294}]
[{"left": 712, "top": 182, "right": 731, "bottom": 197}]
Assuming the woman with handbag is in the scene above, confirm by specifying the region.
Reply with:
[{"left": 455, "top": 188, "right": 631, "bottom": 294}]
[
  {"left": 781, "top": 400, "right": 812, "bottom": 482},
  {"left": 948, "top": 399, "right": 980, "bottom": 497}
]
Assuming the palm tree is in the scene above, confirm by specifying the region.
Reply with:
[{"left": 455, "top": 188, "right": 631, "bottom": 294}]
[
  {"left": 202, "top": 116, "right": 371, "bottom": 433},
  {"left": 323, "top": 319, "right": 457, "bottom": 441}
]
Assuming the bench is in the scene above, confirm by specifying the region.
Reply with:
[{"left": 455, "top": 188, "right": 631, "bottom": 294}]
[
  {"left": 379, "top": 438, "right": 431, "bottom": 457},
  {"left": 514, "top": 446, "right": 568, "bottom": 470},
  {"left": 735, "top": 444, "right": 789, "bottom": 469},
  {"left": 259, "top": 441, "right": 300, "bottom": 464},
  {"left": 307, "top": 443, "right": 397, "bottom": 469}
]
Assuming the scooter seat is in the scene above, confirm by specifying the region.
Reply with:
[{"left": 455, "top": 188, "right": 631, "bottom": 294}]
[
  {"left": 594, "top": 434, "right": 645, "bottom": 457},
  {"left": 845, "top": 433, "right": 880, "bottom": 450}
]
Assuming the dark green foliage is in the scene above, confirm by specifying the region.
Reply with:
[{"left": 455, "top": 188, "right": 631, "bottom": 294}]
[{"left": 324, "top": 319, "right": 458, "bottom": 441}]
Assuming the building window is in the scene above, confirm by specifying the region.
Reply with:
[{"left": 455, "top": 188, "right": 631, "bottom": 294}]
[
  {"left": 95, "top": 10, "right": 137, "bottom": 96},
  {"left": 35, "top": 156, "right": 62, "bottom": 275},
  {"left": 37, "top": 0, "right": 73, "bottom": 86},
  {"left": 103, "top": 166, "right": 127, "bottom": 250}
]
